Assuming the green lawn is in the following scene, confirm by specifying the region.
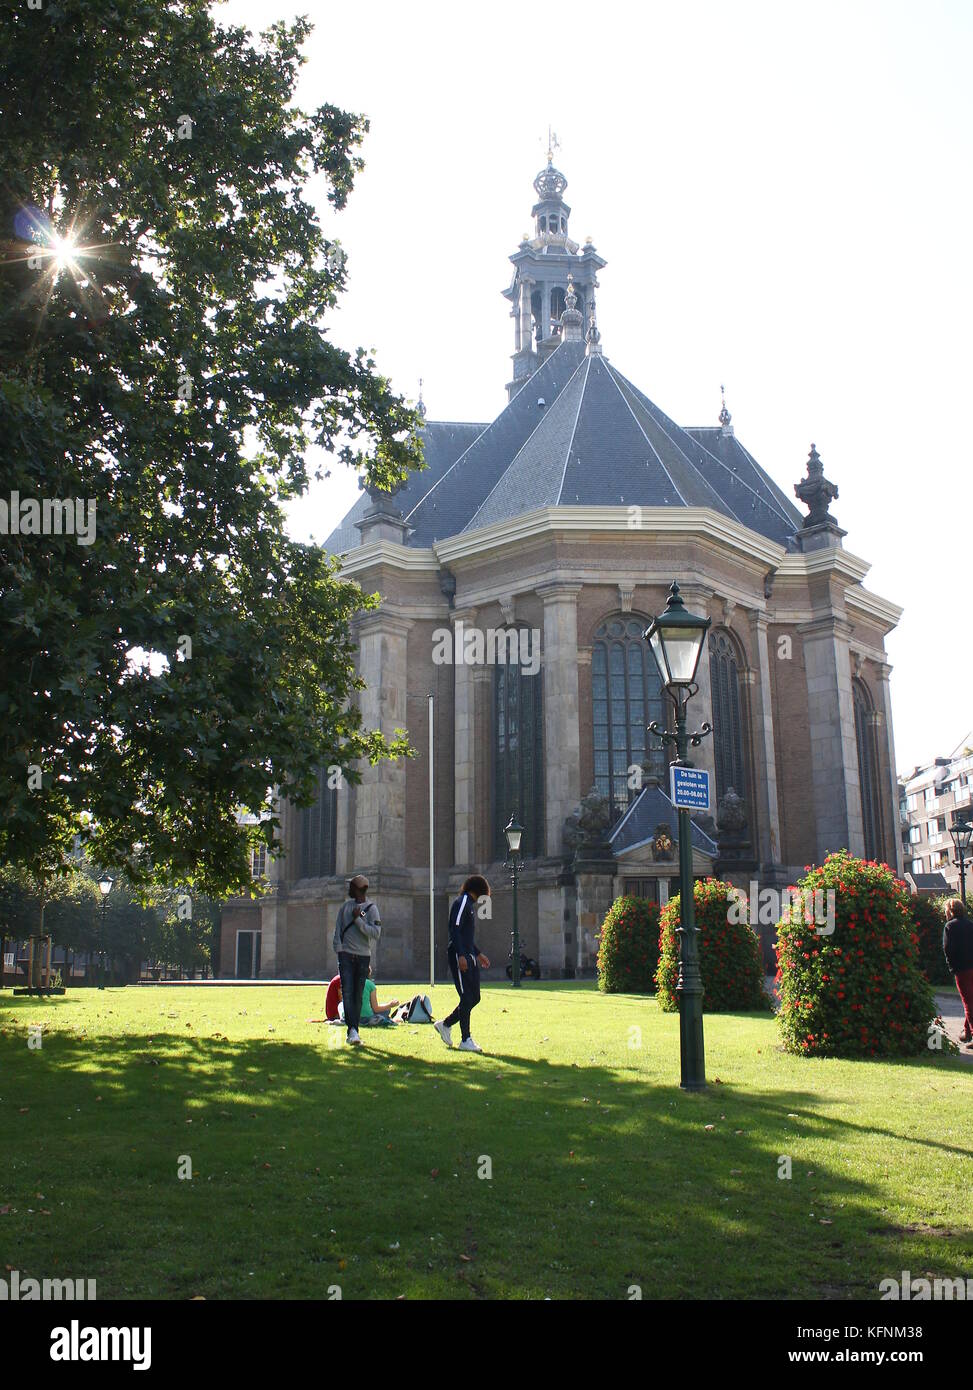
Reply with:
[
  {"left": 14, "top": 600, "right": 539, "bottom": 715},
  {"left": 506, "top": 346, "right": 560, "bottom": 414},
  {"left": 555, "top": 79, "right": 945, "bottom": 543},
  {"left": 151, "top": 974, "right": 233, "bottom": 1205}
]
[{"left": 1, "top": 981, "right": 970, "bottom": 1300}]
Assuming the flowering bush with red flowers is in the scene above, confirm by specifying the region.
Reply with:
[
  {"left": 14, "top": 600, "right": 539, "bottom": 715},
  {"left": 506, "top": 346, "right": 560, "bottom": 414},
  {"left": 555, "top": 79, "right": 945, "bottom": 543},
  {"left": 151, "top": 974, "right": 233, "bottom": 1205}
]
[
  {"left": 597, "top": 895, "right": 661, "bottom": 993},
  {"left": 912, "top": 895, "right": 953, "bottom": 987},
  {"left": 776, "top": 851, "right": 934, "bottom": 1057},
  {"left": 655, "top": 878, "right": 769, "bottom": 1012}
]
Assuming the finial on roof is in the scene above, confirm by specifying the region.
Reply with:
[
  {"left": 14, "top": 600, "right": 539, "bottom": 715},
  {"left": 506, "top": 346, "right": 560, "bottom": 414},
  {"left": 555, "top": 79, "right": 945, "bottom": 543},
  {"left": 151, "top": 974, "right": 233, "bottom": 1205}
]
[
  {"left": 417, "top": 377, "right": 426, "bottom": 420},
  {"left": 585, "top": 297, "right": 602, "bottom": 356},
  {"left": 719, "top": 383, "right": 733, "bottom": 436},
  {"left": 559, "top": 272, "right": 584, "bottom": 342},
  {"left": 794, "top": 442, "right": 844, "bottom": 548}
]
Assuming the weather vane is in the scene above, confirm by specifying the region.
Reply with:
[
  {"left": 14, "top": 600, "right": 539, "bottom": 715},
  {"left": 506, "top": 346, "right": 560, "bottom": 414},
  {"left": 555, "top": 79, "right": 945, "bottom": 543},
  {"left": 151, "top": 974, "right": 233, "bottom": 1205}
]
[{"left": 544, "top": 126, "right": 560, "bottom": 162}]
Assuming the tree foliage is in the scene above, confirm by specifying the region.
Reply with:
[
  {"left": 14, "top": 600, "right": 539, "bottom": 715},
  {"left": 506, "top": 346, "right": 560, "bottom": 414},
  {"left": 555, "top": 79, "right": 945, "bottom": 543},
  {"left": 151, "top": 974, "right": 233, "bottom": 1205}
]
[{"left": 0, "top": 0, "right": 422, "bottom": 894}]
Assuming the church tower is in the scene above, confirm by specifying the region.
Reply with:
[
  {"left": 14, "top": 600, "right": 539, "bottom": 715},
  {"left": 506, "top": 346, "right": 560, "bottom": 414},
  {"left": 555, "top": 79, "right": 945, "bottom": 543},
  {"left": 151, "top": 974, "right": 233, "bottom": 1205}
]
[{"left": 502, "top": 149, "right": 606, "bottom": 401}]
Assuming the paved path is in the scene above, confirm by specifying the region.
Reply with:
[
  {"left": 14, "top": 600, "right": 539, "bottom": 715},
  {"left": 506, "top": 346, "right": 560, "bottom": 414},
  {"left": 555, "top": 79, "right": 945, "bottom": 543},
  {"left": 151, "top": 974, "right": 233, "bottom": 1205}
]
[{"left": 764, "top": 975, "right": 973, "bottom": 1063}]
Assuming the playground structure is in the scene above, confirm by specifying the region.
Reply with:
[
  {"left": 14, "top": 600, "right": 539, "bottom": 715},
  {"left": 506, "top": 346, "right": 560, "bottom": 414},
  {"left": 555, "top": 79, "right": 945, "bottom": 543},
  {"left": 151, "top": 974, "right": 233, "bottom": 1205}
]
[{"left": 12, "top": 934, "right": 66, "bottom": 996}]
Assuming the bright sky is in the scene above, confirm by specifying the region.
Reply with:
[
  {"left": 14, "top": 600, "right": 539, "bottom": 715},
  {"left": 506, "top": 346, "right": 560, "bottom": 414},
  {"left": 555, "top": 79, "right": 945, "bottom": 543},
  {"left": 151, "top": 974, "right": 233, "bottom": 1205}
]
[{"left": 220, "top": 0, "right": 972, "bottom": 777}]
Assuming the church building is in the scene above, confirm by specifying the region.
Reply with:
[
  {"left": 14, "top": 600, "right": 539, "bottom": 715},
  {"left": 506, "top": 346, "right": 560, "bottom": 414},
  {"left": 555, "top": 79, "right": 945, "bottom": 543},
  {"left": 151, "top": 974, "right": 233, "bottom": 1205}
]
[{"left": 220, "top": 153, "right": 904, "bottom": 981}]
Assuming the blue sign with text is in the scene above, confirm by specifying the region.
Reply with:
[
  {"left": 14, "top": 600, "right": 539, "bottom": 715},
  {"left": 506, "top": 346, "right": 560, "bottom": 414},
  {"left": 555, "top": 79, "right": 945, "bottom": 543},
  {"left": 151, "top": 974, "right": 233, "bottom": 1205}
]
[{"left": 670, "top": 765, "right": 711, "bottom": 812}]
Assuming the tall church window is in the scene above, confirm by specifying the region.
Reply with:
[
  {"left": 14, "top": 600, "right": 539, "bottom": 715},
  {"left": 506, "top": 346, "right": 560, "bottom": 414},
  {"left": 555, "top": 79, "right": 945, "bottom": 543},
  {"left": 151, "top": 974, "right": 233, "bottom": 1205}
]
[
  {"left": 551, "top": 286, "right": 566, "bottom": 325},
  {"left": 854, "top": 680, "right": 881, "bottom": 861},
  {"left": 592, "top": 616, "right": 666, "bottom": 822},
  {"left": 709, "top": 630, "right": 749, "bottom": 811},
  {"left": 299, "top": 768, "right": 338, "bottom": 878},
  {"left": 494, "top": 646, "right": 544, "bottom": 860}
]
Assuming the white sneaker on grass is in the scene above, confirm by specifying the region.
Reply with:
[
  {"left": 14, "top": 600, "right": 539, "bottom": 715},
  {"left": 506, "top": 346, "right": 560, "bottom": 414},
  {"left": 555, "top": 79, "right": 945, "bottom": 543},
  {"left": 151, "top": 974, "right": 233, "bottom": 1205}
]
[
  {"left": 433, "top": 1020, "right": 453, "bottom": 1048},
  {"left": 458, "top": 1037, "right": 483, "bottom": 1053},
  {"left": 347, "top": 1029, "right": 361, "bottom": 1046}
]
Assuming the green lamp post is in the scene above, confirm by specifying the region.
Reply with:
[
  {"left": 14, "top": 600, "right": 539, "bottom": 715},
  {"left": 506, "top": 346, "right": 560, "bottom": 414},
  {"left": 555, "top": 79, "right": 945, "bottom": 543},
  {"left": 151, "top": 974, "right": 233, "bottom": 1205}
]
[
  {"left": 97, "top": 874, "right": 113, "bottom": 990},
  {"left": 949, "top": 816, "right": 972, "bottom": 908},
  {"left": 644, "top": 582, "right": 713, "bottom": 1091},
  {"left": 504, "top": 814, "right": 525, "bottom": 988}
]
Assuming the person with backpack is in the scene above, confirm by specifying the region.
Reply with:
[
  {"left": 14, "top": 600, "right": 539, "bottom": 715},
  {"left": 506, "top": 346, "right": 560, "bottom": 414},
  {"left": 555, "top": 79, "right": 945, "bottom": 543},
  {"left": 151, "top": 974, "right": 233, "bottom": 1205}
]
[
  {"left": 332, "top": 875, "right": 381, "bottom": 1046},
  {"left": 434, "top": 874, "right": 491, "bottom": 1053},
  {"left": 943, "top": 897, "right": 973, "bottom": 1046}
]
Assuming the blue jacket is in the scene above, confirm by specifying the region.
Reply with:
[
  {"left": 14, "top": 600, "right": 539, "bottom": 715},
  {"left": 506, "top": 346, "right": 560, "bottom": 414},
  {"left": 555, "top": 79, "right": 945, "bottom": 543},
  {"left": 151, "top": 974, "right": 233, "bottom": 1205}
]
[{"left": 447, "top": 892, "right": 479, "bottom": 964}]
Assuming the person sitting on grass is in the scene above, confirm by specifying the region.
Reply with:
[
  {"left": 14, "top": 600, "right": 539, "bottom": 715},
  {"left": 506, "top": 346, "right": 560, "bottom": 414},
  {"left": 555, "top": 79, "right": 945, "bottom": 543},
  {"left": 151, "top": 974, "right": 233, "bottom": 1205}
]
[{"left": 359, "top": 967, "right": 401, "bottom": 1026}]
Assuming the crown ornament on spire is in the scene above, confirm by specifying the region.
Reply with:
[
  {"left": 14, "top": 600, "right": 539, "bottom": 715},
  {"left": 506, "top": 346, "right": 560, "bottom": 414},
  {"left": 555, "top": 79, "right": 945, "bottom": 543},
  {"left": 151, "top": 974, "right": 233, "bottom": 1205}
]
[{"left": 719, "top": 383, "right": 733, "bottom": 435}]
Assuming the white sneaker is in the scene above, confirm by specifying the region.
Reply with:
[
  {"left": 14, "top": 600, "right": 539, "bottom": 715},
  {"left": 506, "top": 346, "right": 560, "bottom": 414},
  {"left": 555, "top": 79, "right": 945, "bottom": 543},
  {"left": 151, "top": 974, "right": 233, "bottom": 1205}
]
[
  {"left": 347, "top": 1028, "right": 361, "bottom": 1046},
  {"left": 434, "top": 1020, "right": 453, "bottom": 1048},
  {"left": 458, "top": 1037, "right": 483, "bottom": 1053}
]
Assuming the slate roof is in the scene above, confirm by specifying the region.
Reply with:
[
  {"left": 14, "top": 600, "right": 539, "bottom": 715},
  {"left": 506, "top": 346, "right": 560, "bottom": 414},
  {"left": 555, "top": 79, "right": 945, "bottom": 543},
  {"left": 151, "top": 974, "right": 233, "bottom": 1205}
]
[
  {"left": 906, "top": 872, "right": 951, "bottom": 893},
  {"left": 324, "top": 340, "right": 805, "bottom": 554},
  {"left": 323, "top": 420, "right": 487, "bottom": 553},
  {"left": 608, "top": 784, "right": 718, "bottom": 858}
]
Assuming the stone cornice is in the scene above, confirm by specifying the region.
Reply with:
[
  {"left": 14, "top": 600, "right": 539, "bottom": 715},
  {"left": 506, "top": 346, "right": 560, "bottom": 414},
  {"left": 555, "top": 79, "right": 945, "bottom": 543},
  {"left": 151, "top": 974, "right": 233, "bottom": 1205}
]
[
  {"left": 778, "top": 547, "right": 871, "bottom": 585},
  {"left": 434, "top": 507, "right": 787, "bottom": 570},
  {"left": 844, "top": 587, "right": 903, "bottom": 631}
]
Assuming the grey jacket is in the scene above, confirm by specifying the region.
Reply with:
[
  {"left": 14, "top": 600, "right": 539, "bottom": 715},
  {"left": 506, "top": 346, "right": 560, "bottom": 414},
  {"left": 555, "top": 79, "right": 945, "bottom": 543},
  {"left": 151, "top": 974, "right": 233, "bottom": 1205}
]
[{"left": 333, "top": 899, "right": 381, "bottom": 957}]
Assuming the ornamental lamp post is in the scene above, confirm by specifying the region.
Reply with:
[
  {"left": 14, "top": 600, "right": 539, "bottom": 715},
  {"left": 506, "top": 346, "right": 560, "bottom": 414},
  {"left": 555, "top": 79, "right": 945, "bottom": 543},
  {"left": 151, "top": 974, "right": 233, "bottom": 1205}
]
[
  {"left": 97, "top": 874, "right": 113, "bottom": 990},
  {"left": 949, "top": 817, "right": 972, "bottom": 908},
  {"left": 644, "top": 582, "right": 713, "bottom": 1092},
  {"left": 504, "top": 814, "right": 525, "bottom": 988}
]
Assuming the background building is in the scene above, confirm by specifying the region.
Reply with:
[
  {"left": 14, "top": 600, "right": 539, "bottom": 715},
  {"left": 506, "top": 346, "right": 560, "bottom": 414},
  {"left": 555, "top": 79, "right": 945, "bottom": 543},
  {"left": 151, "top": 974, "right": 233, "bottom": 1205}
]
[
  {"left": 902, "top": 738, "right": 973, "bottom": 899},
  {"left": 221, "top": 155, "right": 905, "bottom": 980}
]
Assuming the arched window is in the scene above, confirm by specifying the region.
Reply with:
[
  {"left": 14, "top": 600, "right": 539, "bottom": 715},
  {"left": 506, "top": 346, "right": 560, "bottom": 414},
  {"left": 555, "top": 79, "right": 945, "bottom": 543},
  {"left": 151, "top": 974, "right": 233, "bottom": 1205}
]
[
  {"left": 551, "top": 286, "right": 566, "bottom": 324},
  {"left": 709, "top": 630, "right": 749, "bottom": 811},
  {"left": 494, "top": 643, "right": 544, "bottom": 859},
  {"left": 299, "top": 768, "right": 337, "bottom": 878},
  {"left": 853, "top": 680, "right": 880, "bottom": 861},
  {"left": 592, "top": 616, "right": 666, "bottom": 822}
]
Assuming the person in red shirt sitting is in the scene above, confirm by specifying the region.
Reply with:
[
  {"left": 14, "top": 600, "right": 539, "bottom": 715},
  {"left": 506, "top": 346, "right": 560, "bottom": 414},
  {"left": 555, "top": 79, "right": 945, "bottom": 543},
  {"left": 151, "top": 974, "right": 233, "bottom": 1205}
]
[{"left": 324, "top": 973, "right": 342, "bottom": 1022}]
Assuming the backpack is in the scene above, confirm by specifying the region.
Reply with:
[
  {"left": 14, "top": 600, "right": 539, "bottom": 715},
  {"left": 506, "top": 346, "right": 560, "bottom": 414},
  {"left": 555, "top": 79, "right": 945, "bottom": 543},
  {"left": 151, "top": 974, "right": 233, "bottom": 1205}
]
[{"left": 392, "top": 993, "right": 435, "bottom": 1024}]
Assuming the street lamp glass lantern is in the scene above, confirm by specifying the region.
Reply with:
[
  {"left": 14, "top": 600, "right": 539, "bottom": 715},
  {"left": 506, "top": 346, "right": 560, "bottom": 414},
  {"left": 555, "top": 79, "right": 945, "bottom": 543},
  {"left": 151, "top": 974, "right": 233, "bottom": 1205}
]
[
  {"left": 950, "top": 818, "right": 973, "bottom": 855},
  {"left": 504, "top": 815, "right": 524, "bottom": 855},
  {"left": 98, "top": 874, "right": 114, "bottom": 898},
  {"left": 644, "top": 583, "right": 711, "bottom": 689}
]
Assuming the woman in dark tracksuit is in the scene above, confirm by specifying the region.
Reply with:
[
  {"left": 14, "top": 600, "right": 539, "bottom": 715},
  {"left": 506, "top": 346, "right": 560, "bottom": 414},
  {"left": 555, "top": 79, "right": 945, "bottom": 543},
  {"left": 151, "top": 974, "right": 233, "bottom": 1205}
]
[{"left": 434, "top": 875, "right": 490, "bottom": 1053}]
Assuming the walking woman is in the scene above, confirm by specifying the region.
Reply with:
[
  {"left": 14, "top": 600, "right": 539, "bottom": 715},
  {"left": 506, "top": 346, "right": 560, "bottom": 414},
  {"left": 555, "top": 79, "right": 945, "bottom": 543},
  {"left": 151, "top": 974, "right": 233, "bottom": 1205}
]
[
  {"left": 943, "top": 897, "right": 973, "bottom": 1048},
  {"left": 435, "top": 874, "right": 490, "bottom": 1053},
  {"left": 333, "top": 875, "right": 381, "bottom": 1046}
]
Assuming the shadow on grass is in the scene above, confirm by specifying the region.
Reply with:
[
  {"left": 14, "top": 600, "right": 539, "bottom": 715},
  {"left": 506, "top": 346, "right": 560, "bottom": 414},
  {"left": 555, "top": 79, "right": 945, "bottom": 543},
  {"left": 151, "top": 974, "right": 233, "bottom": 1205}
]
[{"left": 0, "top": 1013, "right": 970, "bottom": 1300}]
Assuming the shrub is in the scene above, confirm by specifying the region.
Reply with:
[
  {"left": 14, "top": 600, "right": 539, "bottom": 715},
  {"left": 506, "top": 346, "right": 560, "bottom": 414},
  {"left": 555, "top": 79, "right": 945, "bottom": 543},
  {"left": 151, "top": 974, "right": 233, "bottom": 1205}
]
[
  {"left": 912, "top": 895, "right": 953, "bottom": 987},
  {"left": 655, "top": 878, "right": 769, "bottom": 1012},
  {"left": 776, "top": 851, "right": 935, "bottom": 1058},
  {"left": 596, "top": 895, "right": 661, "bottom": 993}
]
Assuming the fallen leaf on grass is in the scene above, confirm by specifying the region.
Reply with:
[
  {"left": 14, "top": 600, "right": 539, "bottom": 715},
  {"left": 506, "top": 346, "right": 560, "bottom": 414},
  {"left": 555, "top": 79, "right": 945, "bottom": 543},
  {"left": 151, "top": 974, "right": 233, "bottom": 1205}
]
[
  {"left": 459, "top": 1254, "right": 472, "bottom": 1262},
  {"left": 704, "top": 1124, "right": 715, "bottom": 1131}
]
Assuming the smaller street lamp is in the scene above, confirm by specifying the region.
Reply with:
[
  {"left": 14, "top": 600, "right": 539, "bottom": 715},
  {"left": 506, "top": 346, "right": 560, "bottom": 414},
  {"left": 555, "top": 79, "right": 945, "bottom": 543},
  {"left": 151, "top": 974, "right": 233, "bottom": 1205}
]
[
  {"left": 97, "top": 875, "right": 113, "bottom": 990},
  {"left": 949, "top": 817, "right": 972, "bottom": 908},
  {"left": 504, "top": 815, "right": 525, "bottom": 988}
]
